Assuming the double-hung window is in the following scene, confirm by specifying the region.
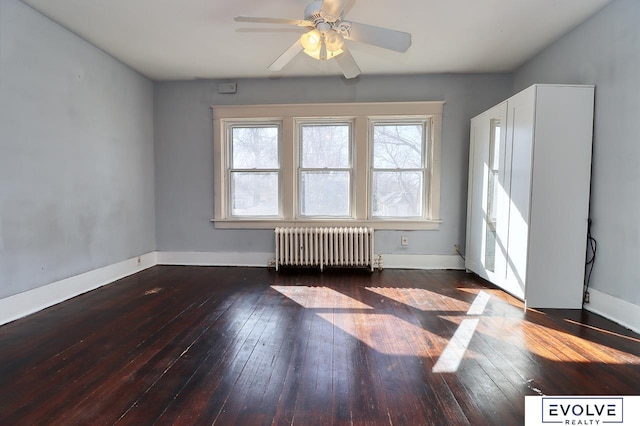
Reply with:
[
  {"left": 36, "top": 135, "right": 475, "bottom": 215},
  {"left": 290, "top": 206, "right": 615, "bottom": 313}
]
[
  {"left": 228, "top": 123, "right": 280, "bottom": 217},
  {"left": 299, "top": 122, "right": 352, "bottom": 217},
  {"left": 371, "top": 121, "right": 427, "bottom": 218},
  {"left": 213, "top": 102, "right": 442, "bottom": 229}
]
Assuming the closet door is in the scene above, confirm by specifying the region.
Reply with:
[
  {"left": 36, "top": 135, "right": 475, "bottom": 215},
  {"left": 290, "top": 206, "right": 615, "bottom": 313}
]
[
  {"left": 504, "top": 87, "right": 536, "bottom": 300},
  {"left": 467, "top": 84, "right": 594, "bottom": 308},
  {"left": 524, "top": 85, "right": 594, "bottom": 308},
  {"left": 465, "top": 102, "right": 507, "bottom": 285}
]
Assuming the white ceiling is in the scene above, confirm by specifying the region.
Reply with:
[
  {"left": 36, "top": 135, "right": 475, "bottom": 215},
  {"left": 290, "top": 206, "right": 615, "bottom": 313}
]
[{"left": 21, "top": 0, "right": 612, "bottom": 81}]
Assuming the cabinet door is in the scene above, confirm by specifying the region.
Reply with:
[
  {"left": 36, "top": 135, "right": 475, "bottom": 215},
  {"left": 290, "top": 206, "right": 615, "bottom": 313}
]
[
  {"left": 465, "top": 102, "right": 507, "bottom": 285},
  {"left": 524, "top": 85, "right": 594, "bottom": 308},
  {"left": 503, "top": 88, "right": 536, "bottom": 300}
]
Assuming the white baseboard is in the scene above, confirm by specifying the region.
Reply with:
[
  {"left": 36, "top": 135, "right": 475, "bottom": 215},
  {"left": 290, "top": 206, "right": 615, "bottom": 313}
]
[
  {"left": 12, "top": 251, "right": 637, "bottom": 334},
  {"left": 380, "top": 254, "right": 465, "bottom": 270},
  {"left": 156, "top": 251, "right": 465, "bottom": 271},
  {"left": 0, "top": 251, "right": 464, "bottom": 327},
  {"left": 583, "top": 288, "right": 640, "bottom": 334},
  {"left": 156, "top": 251, "right": 273, "bottom": 267},
  {"left": 0, "top": 252, "right": 157, "bottom": 326}
]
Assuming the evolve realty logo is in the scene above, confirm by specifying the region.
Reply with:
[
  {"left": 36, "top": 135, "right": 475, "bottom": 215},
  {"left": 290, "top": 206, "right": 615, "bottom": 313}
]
[{"left": 541, "top": 397, "right": 623, "bottom": 425}]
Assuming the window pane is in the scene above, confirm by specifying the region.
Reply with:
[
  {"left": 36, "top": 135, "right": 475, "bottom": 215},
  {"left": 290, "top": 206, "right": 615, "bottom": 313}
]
[
  {"left": 232, "top": 127, "right": 278, "bottom": 169},
  {"left": 372, "top": 171, "right": 423, "bottom": 217},
  {"left": 485, "top": 118, "right": 501, "bottom": 272},
  {"left": 301, "top": 171, "right": 350, "bottom": 216},
  {"left": 373, "top": 124, "right": 423, "bottom": 169},
  {"left": 230, "top": 172, "right": 278, "bottom": 216},
  {"left": 301, "top": 125, "right": 350, "bottom": 168}
]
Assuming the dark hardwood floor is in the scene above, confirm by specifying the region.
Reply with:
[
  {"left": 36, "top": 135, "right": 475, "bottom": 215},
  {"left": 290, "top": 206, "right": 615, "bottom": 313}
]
[{"left": 0, "top": 266, "right": 638, "bottom": 425}]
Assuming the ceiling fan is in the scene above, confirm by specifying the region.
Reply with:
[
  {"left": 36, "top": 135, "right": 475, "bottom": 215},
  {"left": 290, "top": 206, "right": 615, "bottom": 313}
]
[{"left": 234, "top": 0, "right": 412, "bottom": 79}]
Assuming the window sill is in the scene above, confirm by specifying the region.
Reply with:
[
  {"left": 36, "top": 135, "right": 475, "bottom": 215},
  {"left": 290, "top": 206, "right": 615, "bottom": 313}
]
[{"left": 211, "top": 218, "right": 442, "bottom": 230}]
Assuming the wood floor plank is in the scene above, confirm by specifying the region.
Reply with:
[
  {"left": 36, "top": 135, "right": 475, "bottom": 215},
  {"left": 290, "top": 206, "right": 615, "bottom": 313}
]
[
  {"left": 99, "top": 288, "right": 244, "bottom": 424},
  {"left": 0, "top": 267, "right": 215, "bottom": 423},
  {"left": 290, "top": 285, "right": 336, "bottom": 425},
  {"left": 421, "top": 271, "right": 523, "bottom": 423},
  {"left": 146, "top": 286, "right": 267, "bottom": 424},
  {"left": 157, "top": 271, "right": 290, "bottom": 425},
  {"left": 1, "top": 266, "right": 639, "bottom": 425}
]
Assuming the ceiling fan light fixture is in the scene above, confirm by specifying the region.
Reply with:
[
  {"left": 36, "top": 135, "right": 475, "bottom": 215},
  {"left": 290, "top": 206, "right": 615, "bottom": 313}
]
[
  {"left": 302, "top": 44, "right": 343, "bottom": 60},
  {"left": 300, "top": 29, "right": 344, "bottom": 60},
  {"left": 325, "top": 30, "right": 344, "bottom": 53},
  {"left": 300, "top": 29, "right": 322, "bottom": 52}
]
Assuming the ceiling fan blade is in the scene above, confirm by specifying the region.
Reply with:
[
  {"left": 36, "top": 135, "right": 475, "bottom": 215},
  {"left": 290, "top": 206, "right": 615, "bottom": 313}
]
[
  {"left": 268, "top": 39, "right": 304, "bottom": 71},
  {"left": 321, "top": 0, "right": 352, "bottom": 19},
  {"left": 234, "top": 16, "right": 313, "bottom": 27},
  {"left": 335, "top": 47, "right": 361, "bottom": 79},
  {"left": 343, "top": 21, "right": 411, "bottom": 52}
]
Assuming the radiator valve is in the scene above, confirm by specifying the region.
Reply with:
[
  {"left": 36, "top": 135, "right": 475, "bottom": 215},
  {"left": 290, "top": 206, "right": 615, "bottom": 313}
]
[{"left": 375, "top": 254, "right": 383, "bottom": 271}]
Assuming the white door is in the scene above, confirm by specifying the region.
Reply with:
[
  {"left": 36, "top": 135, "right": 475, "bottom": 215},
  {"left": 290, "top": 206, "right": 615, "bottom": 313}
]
[
  {"left": 504, "top": 87, "right": 536, "bottom": 300},
  {"left": 465, "top": 102, "right": 507, "bottom": 285}
]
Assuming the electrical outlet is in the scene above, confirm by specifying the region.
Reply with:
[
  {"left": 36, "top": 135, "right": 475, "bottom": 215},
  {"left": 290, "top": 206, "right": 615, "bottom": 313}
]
[{"left": 401, "top": 235, "right": 408, "bottom": 246}]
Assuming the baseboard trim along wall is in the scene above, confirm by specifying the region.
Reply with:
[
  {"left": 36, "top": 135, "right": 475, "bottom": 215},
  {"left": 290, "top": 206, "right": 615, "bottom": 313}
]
[
  {"left": 583, "top": 288, "right": 640, "bottom": 334},
  {"left": 155, "top": 251, "right": 466, "bottom": 270},
  {"left": 0, "top": 251, "right": 468, "bottom": 325},
  {"left": 0, "top": 252, "right": 157, "bottom": 326},
  {"left": 14, "top": 252, "right": 640, "bottom": 332},
  {"left": 380, "top": 254, "right": 465, "bottom": 270},
  {"left": 155, "top": 251, "right": 273, "bottom": 267}
]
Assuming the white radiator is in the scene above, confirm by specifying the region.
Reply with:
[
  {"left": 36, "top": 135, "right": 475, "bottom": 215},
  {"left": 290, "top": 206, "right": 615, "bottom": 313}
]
[{"left": 275, "top": 227, "right": 375, "bottom": 271}]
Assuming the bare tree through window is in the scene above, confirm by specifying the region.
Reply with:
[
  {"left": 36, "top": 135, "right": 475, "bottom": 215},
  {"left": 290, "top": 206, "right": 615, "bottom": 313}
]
[
  {"left": 300, "top": 124, "right": 351, "bottom": 217},
  {"left": 372, "top": 123, "right": 426, "bottom": 217},
  {"left": 230, "top": 126, "right": 279, "bottom": 216}
]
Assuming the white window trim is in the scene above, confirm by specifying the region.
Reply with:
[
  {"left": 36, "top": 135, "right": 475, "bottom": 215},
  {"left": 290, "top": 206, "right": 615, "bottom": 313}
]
[
  {"left": 297, "top": 120, "right": 354, "bottom": 219},
  {"left": 369, "top": 117, "right": 430, "bottom": 220},
  {"left": 212, "top": 102, "right": 443, "bottom": 230},
  {"left": 227, "top": 121, "right": 282, "bottom": 218}
]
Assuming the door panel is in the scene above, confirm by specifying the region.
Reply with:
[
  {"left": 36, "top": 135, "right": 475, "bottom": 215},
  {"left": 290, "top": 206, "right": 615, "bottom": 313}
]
[
  {"left": 465, "top": 102, "right": 507, "bottom": 286},
  {"left": 504, "top": 89, "right": 535, "bottom": 299}
]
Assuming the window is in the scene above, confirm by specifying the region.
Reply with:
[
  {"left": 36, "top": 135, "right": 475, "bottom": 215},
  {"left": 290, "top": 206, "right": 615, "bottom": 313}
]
[
  {"left": 371, "top": 121, "right": 427, "bottom": 218},
  {"left": 213, "top": 102, "right": 443, "bottom": 229},
  {"left": 228, "top": 125, "right": 280, "bottom": 217},
  {"left": 299, "top": 123, "right": 352, "bottom": 217},
  {"left": 484, "top": 118, "right": 501, "bottom": 272}
]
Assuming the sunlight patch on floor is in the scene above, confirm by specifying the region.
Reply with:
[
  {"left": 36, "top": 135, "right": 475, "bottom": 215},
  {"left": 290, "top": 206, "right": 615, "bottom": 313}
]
[
  {"left": 466, "top": 290, "right": 491, "bottom": 315},
  {"left": 317, "top": 312, "right": 450, "bottom": 357},
  {"left": 432, "top": 290, "right": 491, "bottom": 373},
  {"left": 432, "top": 318, "right": 480, "bottom": 373},
  {"left": 563, "top": 318, "right": 640, "bottom": 344},
  {"left": 365, "top": 287, "right": 468, "bottom": 311},
  {"left": 271, "top": 285, "right": 373, "bottom": 309}
]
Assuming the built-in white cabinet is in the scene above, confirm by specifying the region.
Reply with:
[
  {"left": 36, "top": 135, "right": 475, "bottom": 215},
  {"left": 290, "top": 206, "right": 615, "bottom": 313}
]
[{"left": 465, "top": 85, "right": 594, "bottom": 309}]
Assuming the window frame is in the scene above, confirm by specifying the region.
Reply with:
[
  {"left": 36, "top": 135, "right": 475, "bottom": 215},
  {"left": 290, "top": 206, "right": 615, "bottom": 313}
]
[
  {"left": 369, "top": 118, "right": 430, "bottom": 219},
  {"left": 297, "top": 120, "right": 354, "bottom": 219},
  {"left": 212, "top": 102, "right": 443, "bottom": 230},
  {"left": 227, "top": 122, "right": 282, "bottom": 218}
]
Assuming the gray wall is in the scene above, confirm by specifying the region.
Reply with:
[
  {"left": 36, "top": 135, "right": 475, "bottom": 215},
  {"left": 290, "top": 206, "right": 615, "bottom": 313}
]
[
  {"left": 513, "top": 0, "right": 640, "bottom": 305},
  {"left": 0, "top": 0, "right": 156, "bottom": 299},
  {"left": 154, "top": 75, "right": 512, "bottom": 256},
  {"left": 10, "top": 0, "right": 633, "bottom": 316}
]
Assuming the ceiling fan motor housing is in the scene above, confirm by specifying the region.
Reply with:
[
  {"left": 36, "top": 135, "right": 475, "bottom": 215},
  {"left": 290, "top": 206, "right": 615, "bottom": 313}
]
[
  {"left": 304, "top": 1, "right": 325, "bottom": 22},
  {"left": 305, "top": 0, "right": 341, "bottom": 27}
]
